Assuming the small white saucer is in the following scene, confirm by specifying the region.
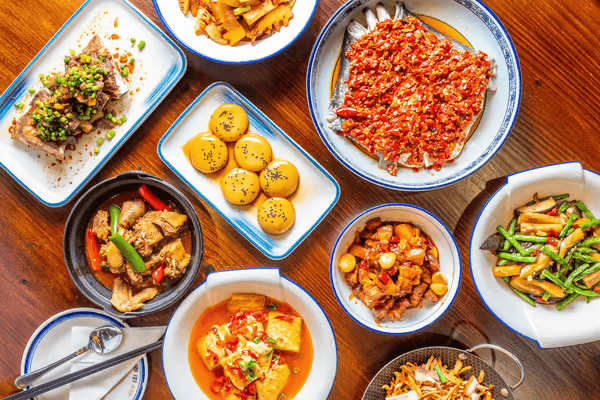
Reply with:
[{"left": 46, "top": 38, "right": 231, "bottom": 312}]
[{"left": 21, "top": 308, "right": 148, "bottom": 400}]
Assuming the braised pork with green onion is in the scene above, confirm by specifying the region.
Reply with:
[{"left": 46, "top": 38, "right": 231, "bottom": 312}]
[
  {"left": 11, "top": 35, "right": 129, "bottom": 161},
  {"left": 480, "top": 193, "right": 600, "bottom": 309}
]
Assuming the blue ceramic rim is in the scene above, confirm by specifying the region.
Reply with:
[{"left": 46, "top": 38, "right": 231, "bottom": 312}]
[
  {"left": 157, "top": 81, "right": 340, "bottom": 259},
  {"left": 468, "top": 161, "right": 595, "bottom": 349},
  {"left": 0, "top": 0, "right": 187, "bottom": 207},
  {"left": 329, "top": 203, "right": 462, "bottom": 334},
  {"left": 23, "top": 308, "right": 147, "bottom": 399},
  {"left": 306, "top": 0, "right": 522, "bottom": 191},
  {"left": 161, "top": 268, "right": 338, "bottom": 399},
  {"left": 151, "top": 0, "right": 319, "bottom": 64}
]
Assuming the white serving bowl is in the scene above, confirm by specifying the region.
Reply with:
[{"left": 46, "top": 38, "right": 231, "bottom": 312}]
[
  {"left": 470, "top": 161, "right": 600, "bottom": 348},
  {"left": 330, "top": 204, "right": 461, "bottom": 334},
  {"left": 307, "top": 0, "right": 521, "bottom": 190},
  {"left": 152, "top": 0, "right": 317, "bottom": 63},
  {"left": 162, "top": 268, "right": 337, "bottom": 399}
]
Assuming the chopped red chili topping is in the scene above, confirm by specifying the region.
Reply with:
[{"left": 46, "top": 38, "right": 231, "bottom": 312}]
[
  {"left": 336, "top": 17, "right": 492, "bottom": 172},
  {"left": 547, "top": 237, "right": 559, "bottom": 246}
]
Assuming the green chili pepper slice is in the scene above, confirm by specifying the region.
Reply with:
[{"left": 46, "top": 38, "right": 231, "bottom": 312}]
[
  {"left": 108, "top": 204, "right": 121, "bottom": 236},
  {"left": 109, "top": 233, "right": 146, "bottom": 272}
]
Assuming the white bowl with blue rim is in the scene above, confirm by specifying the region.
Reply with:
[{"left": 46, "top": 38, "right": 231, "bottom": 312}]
[
  {"left": 162, "top": 268, "right": 337, "bottom": 399},
  {"left": 153, "top": 0, "right": 317, "bottom": 63},
  {"left": 20, "top": 308, "right": 148, "bottom": 400},
  {"left": 0, "top": 0, "right": 186, "bottom": 206},
  {"left": 470, "top": 161, "right": 600, "bottom": 348},
  {"left": 330, "top": 203, "right": 461, "bottom": 334},
  {"left": 307, "top": 0, "right": 521, "bottom": 190},
  {"left": 158, "top": 82, "right": 339, "bottom": 259}
]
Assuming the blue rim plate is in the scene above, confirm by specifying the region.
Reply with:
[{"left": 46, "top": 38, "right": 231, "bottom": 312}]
[
  {"left": 0, "top": 0, "right": 186, "bottom": 207},
  {"left": 158, "top": 82, "right": 340, "bottom": 259},
  {"left": 152, "top": 0, "right": 318, "bottom": 64},
  {"left": 162, "top": 268, "right": 337, "bottom": 399},
  {"left": 307, "top": 0, "right": 521, "bottom": 191},
  {"left": 470, "top": 161, "right": 600, "bottom": 348},
  {"left": 21, "top": 308, "right": 147, "bottom": 400},
  {"left": 330, "top": 203, "right": 461, "bottom": 334}
]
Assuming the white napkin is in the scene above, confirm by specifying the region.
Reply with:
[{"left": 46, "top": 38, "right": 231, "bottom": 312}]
[{"left": 67, "top": 326, "right": 165, "bottom": 400}]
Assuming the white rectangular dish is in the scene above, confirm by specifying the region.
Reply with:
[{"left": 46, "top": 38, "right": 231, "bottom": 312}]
[
  {"left": 0, "top": 0, "right": 186, "bottom": 207},
  {"left": 158, "top": 82, "right": 340, "bottom": 259}
]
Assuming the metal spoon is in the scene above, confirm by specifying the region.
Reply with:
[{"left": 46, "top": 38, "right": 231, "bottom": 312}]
[{"left": 14, "top": 325, "right": 123, "bottom": 389}]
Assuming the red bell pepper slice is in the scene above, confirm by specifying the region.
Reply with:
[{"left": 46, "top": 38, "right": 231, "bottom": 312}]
[
  {"left": 85, "top": 229, "right": 101, "bottom": 272},
  {"left": 377, "top": 272, "right": 390, "bottom": 285},
  {"left": 138, "top": 184, "right": 171, "bottom": 211}
]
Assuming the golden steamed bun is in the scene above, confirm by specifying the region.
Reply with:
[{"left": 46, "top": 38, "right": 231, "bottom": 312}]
[
  {"left": 189, "top": 134, "right": 228, "bottom": 173},
  {"left": 259, "top": 159, "right": 299, "bottom": 198},
  {"left": 221, "top": 168, "right": 260, "bottom": 205},
  {"left": 234, "top": 133, "right": 273, "bottom": 172},
  {"left": 209, "top": 104, "right": 249, "bottom": 142},
  {"left": 257, "top": 197, "right": 295, "bottom": 235}
]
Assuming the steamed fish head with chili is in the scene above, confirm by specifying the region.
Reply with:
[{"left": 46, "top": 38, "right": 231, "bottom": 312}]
[
  {"left": 86, "top": 186, "right": 192, "bottom": 313},
  {"left": 329, "top": 1, "right": 496, "bottom": 175}
]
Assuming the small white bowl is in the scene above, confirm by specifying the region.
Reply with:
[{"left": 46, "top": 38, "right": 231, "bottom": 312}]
[
  {"left": 470, "top": 161, "right": 600, "bottom": 348},
  {"left": 307, "top": 0, "right": 521, "bottom": 190},
  {"left": 162, "top": 268, "right": 337, "bottom": 399},
  {"left": 152, "top": 0, "right": 317, "bottom": 63},
  {"left": 330, "top": 204, "right": 461, "bottom": 334}
]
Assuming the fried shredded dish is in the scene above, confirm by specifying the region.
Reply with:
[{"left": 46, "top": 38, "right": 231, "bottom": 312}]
[{"left": 382, "top": 355, "right": 495, "bottom": 400}]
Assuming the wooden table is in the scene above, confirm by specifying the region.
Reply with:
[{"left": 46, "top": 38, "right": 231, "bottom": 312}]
[{"left": 1, "top": 0, "right": 599, "bottom": 398}]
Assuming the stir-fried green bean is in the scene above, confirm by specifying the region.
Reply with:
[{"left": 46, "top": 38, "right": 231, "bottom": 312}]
[
  {"left": 496, "top": 252, "right": 537, "bottom": 263},
  {"left": 503, "top": 218, "right": 517, "bottom": 251},
  {"left": 497, "top": 226, "right": 527, "bottom": 256},
  {"left": 579, "top": 219, "right": 600, "bottom": 230},
  {"left": 559, "top": 213, "right": 578, "bottom": 238},
  {"left": 565, "top": 264, "right": 590, "bottom": 286},
  {"left": 541, "top": 247, "right": 570, "bottom": 268},
  {"left": 510, "top": 287, "right": 536, "bottom": 307},
  {"left": 576, "top": 201, "right": 595, "bottom": 220},
  {"left": 556, "top": 293, "right": 580, "bottom": 310},
  {"left": 558, "top": 201, "right": 571, "bottom": 213},
  {"left": 579, "top": 237, "right": 600, "bottom": 248},
  {"left": 513, "top": 234, "right": 547, "bottom": 243}
]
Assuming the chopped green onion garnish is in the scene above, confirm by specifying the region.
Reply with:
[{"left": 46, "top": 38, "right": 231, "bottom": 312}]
[
  {"left": 14, "top": 103, "right": 25, "bottom": 109},
  {"left": 542, "top": 292, "right": 552, "bottom": 301},
  {"left": 93, "top": 147, "right": 100, "bottom": 154},
  {"left": 267, "top": 337, "right": 277, "bottom": 345},
  {"left": 106, "top": 130, "right": 116, "bottom": 139},
  {"left": 97, "top": 138, "right": 105, "bottom": 146},
  {"left": 137, "top": 40, "right": 146, "bottom": 50},
  {"left": 130, "top": 37, "right": 136, "bottom": 43},
  {"left": 252, "top": 337, "right": 261, "bottom": 344},
  {"left": 29, "top": 88, "right": 35, "bottom": 94},
  {"left": 267, "top": 303, "right": 278, "bottom": 311},
  {"left": 433, "top": 365, "right": 447, "bottom": 383}
]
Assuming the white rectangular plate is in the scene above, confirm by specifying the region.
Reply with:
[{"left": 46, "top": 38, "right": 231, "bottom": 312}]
[
  {"left": 0, "top": 0, "right": 186, "bottom": 207},
  {"left": 158, "top": 82, "right": 340, "bottom": 259}
]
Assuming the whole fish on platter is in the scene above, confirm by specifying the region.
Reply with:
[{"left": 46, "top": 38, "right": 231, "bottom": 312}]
[{"left": 328, "top": 2, "right": 496, "bottom": 175}]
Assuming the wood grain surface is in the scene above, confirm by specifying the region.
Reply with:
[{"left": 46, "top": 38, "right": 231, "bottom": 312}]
[{"left": 1, "top": 0, "right": 600, "bottom": 399}]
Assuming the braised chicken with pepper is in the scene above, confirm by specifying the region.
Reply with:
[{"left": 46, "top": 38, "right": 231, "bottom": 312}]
[
  {"left": 86, "top": 185, "right": 191, "bottom": 313},
  {"left": 338, "top": 218, "right": 448, "bottom": 323}
]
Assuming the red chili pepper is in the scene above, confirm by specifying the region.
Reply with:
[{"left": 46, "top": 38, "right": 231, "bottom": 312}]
[
  {"left": 210, "top": 376, "right": 228, "bottom": 394},
  {"left": 359, "top": 260, "right": 369, "bottom": 270},
  {"left": 548, "top": 229, "right": 558, "bottom": 238},
  {"left": 531, "top": 249, "right": 540, "bottom": 257},
  {"left": 389, "top": 235, "right": 400, "bottom": 243},
  {"left": 85, "top": 229, "right": 101, "bottom": 272},
  {"left": 572, "top": 224, "right": 579, "bottom": 229},
  {"left": 152, "top": 262, "right": 166, "bottom": 284},
  {"left": 377, "top": 272, "right": 390, "bottom": 285},
  {"left": 536, "top": 297, "right": 549, "bottom": 303},
  {"left": 547, "top": 237, "right": 559, "bottom": 246},
  {"left": 335, "top": 107, "right": 359, "bottom": 118},
  {"left": 274, "top": 315, "right": 295, "bottom": 322},
  {"left": 206, "top": 349, "right": 219, "bottom": 366},
  {"left": 594, "top": 286, "right": 600, "bottom": 293},
  {"left": 225, "top": 341, "right": 238, "bottom": 352},
  {"left": 546, "top": 208, "right": 559, "bottom": 216},
  {"left": 138, "top": 184, "right": 171, "bottom": 211}
]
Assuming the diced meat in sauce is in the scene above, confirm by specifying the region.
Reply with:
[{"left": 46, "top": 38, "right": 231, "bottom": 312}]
[{"left": 337, "top": 218, "right": 448, "bottom": 323}]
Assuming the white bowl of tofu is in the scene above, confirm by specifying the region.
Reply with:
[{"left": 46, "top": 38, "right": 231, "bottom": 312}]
[
  {"left": 470, "top": 161, "right": 600, "bottom": 348},
  {"left": 162, "top": 268, "right": 337, "bottom": 399},
  {"left": 330, "top": 203, "right": 461, "bottom": 334}
]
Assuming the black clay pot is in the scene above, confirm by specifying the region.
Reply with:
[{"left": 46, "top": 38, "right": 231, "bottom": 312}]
[{"left": 64, "top": 170, "right": 203, "bottom": 318}]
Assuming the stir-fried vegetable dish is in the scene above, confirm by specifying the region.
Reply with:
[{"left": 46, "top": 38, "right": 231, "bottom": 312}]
[
  {"left": 382, "top": 354, "right": 495, "bottom": 400},
  {"left": 178, "top": 0, "right": 295, "bottom": 46},
  {"left": 188, "top": 294, "right": 313, "bottom": 400},
  {"left": 338, "top": 217, "right": 448, "bottom": 323},
  {"left": 85, "top": 184, "right": 191, "bottom": 313},
  {"left": 481, "top": 193, "right": 600, "bottom": 310}
]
